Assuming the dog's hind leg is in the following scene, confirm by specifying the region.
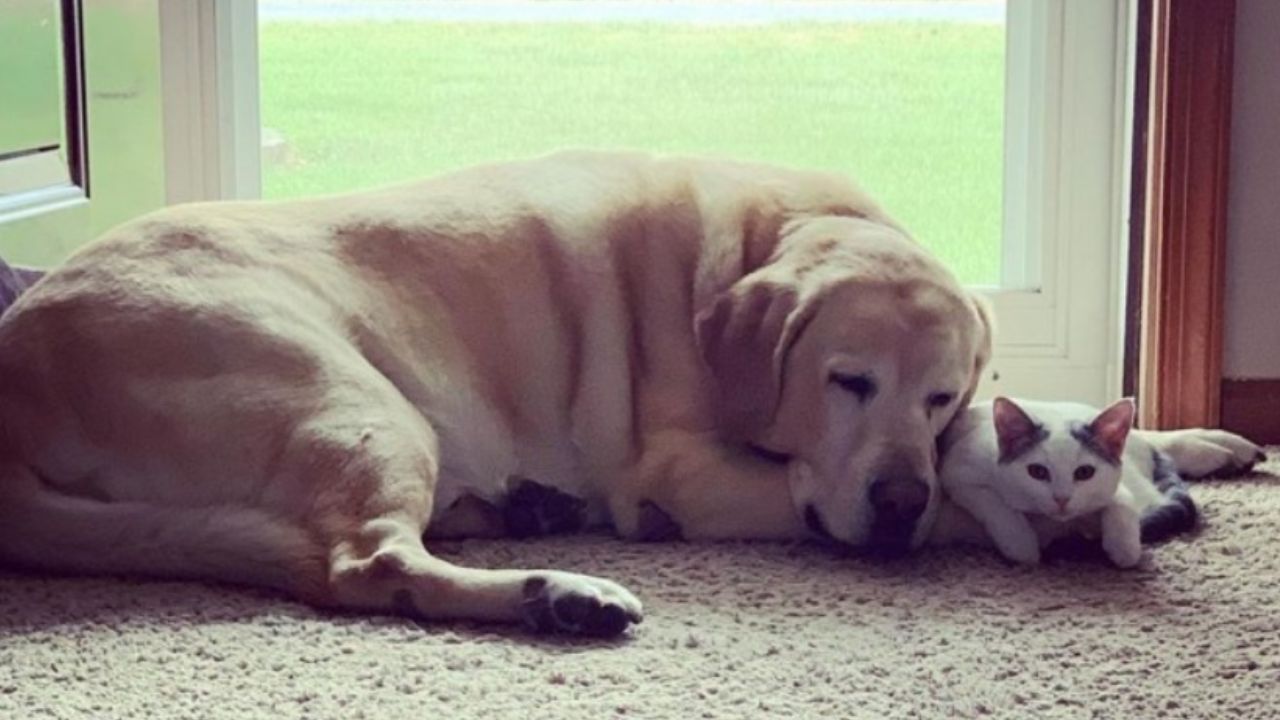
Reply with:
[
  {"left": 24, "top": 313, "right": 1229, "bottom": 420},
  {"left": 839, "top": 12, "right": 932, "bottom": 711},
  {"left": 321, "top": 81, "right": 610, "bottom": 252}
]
[
  {"left": 0, "top": 463, "right": 327, "bottom": 595},
  {"left": 322, "top": 515, "right": 641, "bottom": 636},
  {"left": 290, "top": 394, "right": 641, "bottom": 637},
  {"left": 0, "top": 378, "right": 641, "bottom": 636}
]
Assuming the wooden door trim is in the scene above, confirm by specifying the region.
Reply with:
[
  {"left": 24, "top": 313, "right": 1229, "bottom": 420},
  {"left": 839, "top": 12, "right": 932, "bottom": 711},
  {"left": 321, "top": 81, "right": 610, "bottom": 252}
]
[{"left": 1135, "top": 0, "right": 1236, "bottom": 429}]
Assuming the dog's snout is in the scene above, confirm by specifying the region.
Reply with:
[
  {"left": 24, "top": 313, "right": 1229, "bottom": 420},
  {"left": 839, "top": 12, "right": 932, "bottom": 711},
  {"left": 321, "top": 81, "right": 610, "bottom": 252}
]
[
  {"left": 865, "top": 476, "right": 930, "bottom": 558},
  {"left": 869, "top": 476, "right": 930, "bottom": 524}
]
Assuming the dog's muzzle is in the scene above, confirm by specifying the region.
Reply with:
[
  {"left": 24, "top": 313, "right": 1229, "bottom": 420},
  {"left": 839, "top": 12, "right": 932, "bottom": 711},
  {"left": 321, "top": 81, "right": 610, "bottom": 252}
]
[{"left": 865, "top": 476, "right": 930, "bottom": 557}]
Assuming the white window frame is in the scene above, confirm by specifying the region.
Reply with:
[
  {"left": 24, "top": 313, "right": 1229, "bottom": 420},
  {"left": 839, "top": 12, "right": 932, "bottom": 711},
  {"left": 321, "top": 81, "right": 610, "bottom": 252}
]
[
  {"left": 160, "top": 0, "right": 1132, "bottom": 407},
  {"left": 160, "top": 0, "right": 260, "bottom": 204}
]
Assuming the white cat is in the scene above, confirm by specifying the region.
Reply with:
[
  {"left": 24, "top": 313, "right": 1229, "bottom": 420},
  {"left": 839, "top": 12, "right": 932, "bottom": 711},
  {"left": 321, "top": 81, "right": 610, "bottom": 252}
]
[{"left": 938, "top": 397, "right": 1181, "bottom": 568}]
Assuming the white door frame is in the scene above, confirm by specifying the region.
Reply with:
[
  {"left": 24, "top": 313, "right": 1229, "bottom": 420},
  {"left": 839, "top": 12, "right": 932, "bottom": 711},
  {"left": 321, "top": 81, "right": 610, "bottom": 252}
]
[{"left": 981, "top": 0, "right": 1132, "bottom": 406}]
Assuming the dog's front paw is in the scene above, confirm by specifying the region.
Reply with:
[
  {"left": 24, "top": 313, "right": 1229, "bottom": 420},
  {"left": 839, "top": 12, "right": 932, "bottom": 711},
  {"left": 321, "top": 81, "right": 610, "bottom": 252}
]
[
  {"left": 1199, "top": 430, "right": 1267, "bottom": 477},
  {"left": 503, "top": 478, "right": 588, "bottom": 538},
  {"left": 521, "top": 572, "right": 642, "bottom": 637},
  {"left": 1172, "top": 429, "right": 1266, "bottom": 478}
]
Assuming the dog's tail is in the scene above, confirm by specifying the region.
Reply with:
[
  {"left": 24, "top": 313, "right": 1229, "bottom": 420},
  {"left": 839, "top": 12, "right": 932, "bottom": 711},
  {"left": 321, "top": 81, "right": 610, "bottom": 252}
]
[
  {"left": 0, "top": 463, "right": 326, "bottom": 598},
  {"left": 1139, "top": 449, "right": 1199, "bottom": 544}
]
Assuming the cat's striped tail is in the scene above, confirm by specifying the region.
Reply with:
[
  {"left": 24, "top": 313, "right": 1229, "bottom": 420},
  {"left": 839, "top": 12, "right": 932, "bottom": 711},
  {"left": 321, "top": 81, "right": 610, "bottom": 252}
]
[{"left": 1140, "top": 449, "right": 1199, "bottom": 544}]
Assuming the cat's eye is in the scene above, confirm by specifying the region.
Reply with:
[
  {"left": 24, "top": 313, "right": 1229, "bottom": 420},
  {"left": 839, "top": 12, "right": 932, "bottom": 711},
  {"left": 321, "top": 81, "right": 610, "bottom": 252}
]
[
  {"left": 927, "top": 392, "right": 955, "bottom": 408},
  {"left": 1074, "top": 465, "right": 1096, "bottom": 481},
  {"left": 831, "top": 373, "right": 876, "bottom": 402},
  {"left": 1026, "top": 463, "right": 1050, "bottom": 481}
]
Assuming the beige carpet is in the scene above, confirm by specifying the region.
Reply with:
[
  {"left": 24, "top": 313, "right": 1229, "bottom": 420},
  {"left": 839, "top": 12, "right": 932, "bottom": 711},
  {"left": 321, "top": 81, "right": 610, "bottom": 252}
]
[{"left": 2, "top": 454, "right": 1277, "bottom": 720}]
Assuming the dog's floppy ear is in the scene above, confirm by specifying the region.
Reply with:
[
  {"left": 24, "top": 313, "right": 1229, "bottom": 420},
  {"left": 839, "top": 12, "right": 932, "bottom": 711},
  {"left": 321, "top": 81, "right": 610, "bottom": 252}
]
[
  {"left": 958, "top": 290, "right": 996, "bottom": 410},
  {"left": 695, "top": 275, "right": 817, "bottom": 441}
]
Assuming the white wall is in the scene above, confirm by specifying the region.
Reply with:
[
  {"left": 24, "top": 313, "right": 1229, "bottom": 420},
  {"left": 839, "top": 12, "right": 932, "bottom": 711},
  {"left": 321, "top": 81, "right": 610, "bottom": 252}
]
[{"left": 1224, "top": 0, "right": 1280, "bottom": 379}]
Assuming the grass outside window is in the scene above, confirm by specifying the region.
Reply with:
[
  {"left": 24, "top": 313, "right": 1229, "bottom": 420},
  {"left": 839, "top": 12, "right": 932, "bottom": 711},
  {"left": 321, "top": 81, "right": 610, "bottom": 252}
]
[{"left": 260, "top": 21, "right": 1005, "bottom": 284}]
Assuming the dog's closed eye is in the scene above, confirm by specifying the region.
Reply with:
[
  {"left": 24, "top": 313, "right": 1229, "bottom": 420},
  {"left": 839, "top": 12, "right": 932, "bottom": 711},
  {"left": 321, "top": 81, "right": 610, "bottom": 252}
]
[{"left": 831, "top": 373, "right": 876, "bottom": 402}]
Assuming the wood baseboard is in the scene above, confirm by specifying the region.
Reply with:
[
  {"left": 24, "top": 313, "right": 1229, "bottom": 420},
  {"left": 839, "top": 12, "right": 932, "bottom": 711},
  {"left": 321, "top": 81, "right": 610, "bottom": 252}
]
[{"left": 1221, "top": 379, "right": 1280, "bottom": 444}]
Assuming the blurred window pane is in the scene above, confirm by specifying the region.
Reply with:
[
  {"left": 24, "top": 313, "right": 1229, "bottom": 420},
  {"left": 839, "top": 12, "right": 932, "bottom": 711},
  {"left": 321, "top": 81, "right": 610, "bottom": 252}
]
[{"left": 259, "top": 1, "right": 1006, "bottom": 285}]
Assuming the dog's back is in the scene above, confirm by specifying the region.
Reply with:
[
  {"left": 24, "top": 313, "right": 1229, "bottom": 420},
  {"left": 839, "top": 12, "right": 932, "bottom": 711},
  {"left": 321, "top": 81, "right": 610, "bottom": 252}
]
[{"left": 0, "top": 150, "right": 874, "bottom": 584}]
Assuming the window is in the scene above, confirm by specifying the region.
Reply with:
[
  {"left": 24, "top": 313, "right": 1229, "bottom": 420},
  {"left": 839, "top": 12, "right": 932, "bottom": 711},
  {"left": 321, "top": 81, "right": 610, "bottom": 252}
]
[
  {"left": 163, "top": 0, "right": 1132, "bottom": 406},
  {"left": 0, "top": 0, "right": 163, "bottom": 268},
  {"left": 0, "top": 0, "right": 87, "bottom": 220},
  {"left": 257, "top": 1, "right": 1006, "bottom": 287}
]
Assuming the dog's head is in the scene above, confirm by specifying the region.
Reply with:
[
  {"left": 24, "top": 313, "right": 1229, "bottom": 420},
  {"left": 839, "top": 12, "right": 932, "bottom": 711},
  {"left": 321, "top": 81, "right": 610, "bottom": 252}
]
[{"left": 696, "top": 216, "right": 993, "bottom": 555}]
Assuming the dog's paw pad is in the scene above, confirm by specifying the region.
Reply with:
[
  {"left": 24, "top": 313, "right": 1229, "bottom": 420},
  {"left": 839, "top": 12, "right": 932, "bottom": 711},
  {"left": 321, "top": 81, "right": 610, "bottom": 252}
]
[
  {"left": 521, "top": 574, "right": 642, "bottom": 637},
  {"left": 1206, "top": 431, "right": 1266, "bottom": 477},
  {"left": 1206, "top": 451, "right": 1265, "bottom": 479},
  {"left": 1236, "top": 448, "right": 1267, "bottom": 474}
]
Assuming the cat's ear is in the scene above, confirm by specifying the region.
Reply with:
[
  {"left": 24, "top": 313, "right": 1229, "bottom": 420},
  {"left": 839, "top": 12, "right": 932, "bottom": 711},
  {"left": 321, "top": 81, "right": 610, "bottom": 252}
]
[
  {"left": 992, "top": 396, "right": 1046, "bottom": 463},
  {"left": 1086, "top": 398, "right": 1136, "bottom": 462}
]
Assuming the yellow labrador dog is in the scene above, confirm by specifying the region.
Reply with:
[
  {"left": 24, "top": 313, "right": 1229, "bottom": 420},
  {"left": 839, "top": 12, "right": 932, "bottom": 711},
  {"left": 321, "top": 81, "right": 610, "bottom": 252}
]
[{"left": 0, "top": 151, "right": 1259, "bottom": 636}]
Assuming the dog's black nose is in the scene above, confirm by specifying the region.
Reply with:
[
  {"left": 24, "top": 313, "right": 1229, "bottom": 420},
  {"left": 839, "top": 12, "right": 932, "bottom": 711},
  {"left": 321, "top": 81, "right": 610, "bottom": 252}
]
[
  {"left": 869, "top": 476, "right": 930, "bottom": 525},
  {"left": 865, "top": 477, "right": 929, "bottom": 559}
]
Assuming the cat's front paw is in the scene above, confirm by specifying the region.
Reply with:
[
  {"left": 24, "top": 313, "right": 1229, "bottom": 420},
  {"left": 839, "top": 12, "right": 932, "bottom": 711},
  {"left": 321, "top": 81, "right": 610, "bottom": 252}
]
[
  {"left": 1102, "top": 533, "right": 1143, "bottom": 569},
  {"left": 995, "top": 539, "right": 1041, "bottom": 566},
  {"left": 1101, "top": 501, "right": 1144, "bottom": 568}
]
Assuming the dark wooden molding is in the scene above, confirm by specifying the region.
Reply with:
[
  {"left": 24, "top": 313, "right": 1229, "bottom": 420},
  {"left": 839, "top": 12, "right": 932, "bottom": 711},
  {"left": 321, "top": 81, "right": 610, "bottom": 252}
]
[
  {"left": 60, "top": 0, "right": 89, "bottom": 194},
  {"left": 1221, "top": 379, "right": 1280, "bottom": 444},
  {"left": 1123, "top": 0, "right": 1155, "bottom": 398},
  {"left": 1136, "top": 0, "right": 1236, "bottom": 429}
]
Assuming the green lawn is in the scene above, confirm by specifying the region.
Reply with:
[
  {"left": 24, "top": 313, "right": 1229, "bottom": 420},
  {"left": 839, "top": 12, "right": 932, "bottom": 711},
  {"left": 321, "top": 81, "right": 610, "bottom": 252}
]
[{"left": 260, "top": 21, "right": 1004, "bottom": 284}]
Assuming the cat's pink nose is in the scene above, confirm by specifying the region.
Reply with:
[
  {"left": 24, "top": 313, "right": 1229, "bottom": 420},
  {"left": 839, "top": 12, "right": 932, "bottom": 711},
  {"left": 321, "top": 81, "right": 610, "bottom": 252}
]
[{"left": 1054, "top": 497, "right": 1070, "bottom": 511}]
